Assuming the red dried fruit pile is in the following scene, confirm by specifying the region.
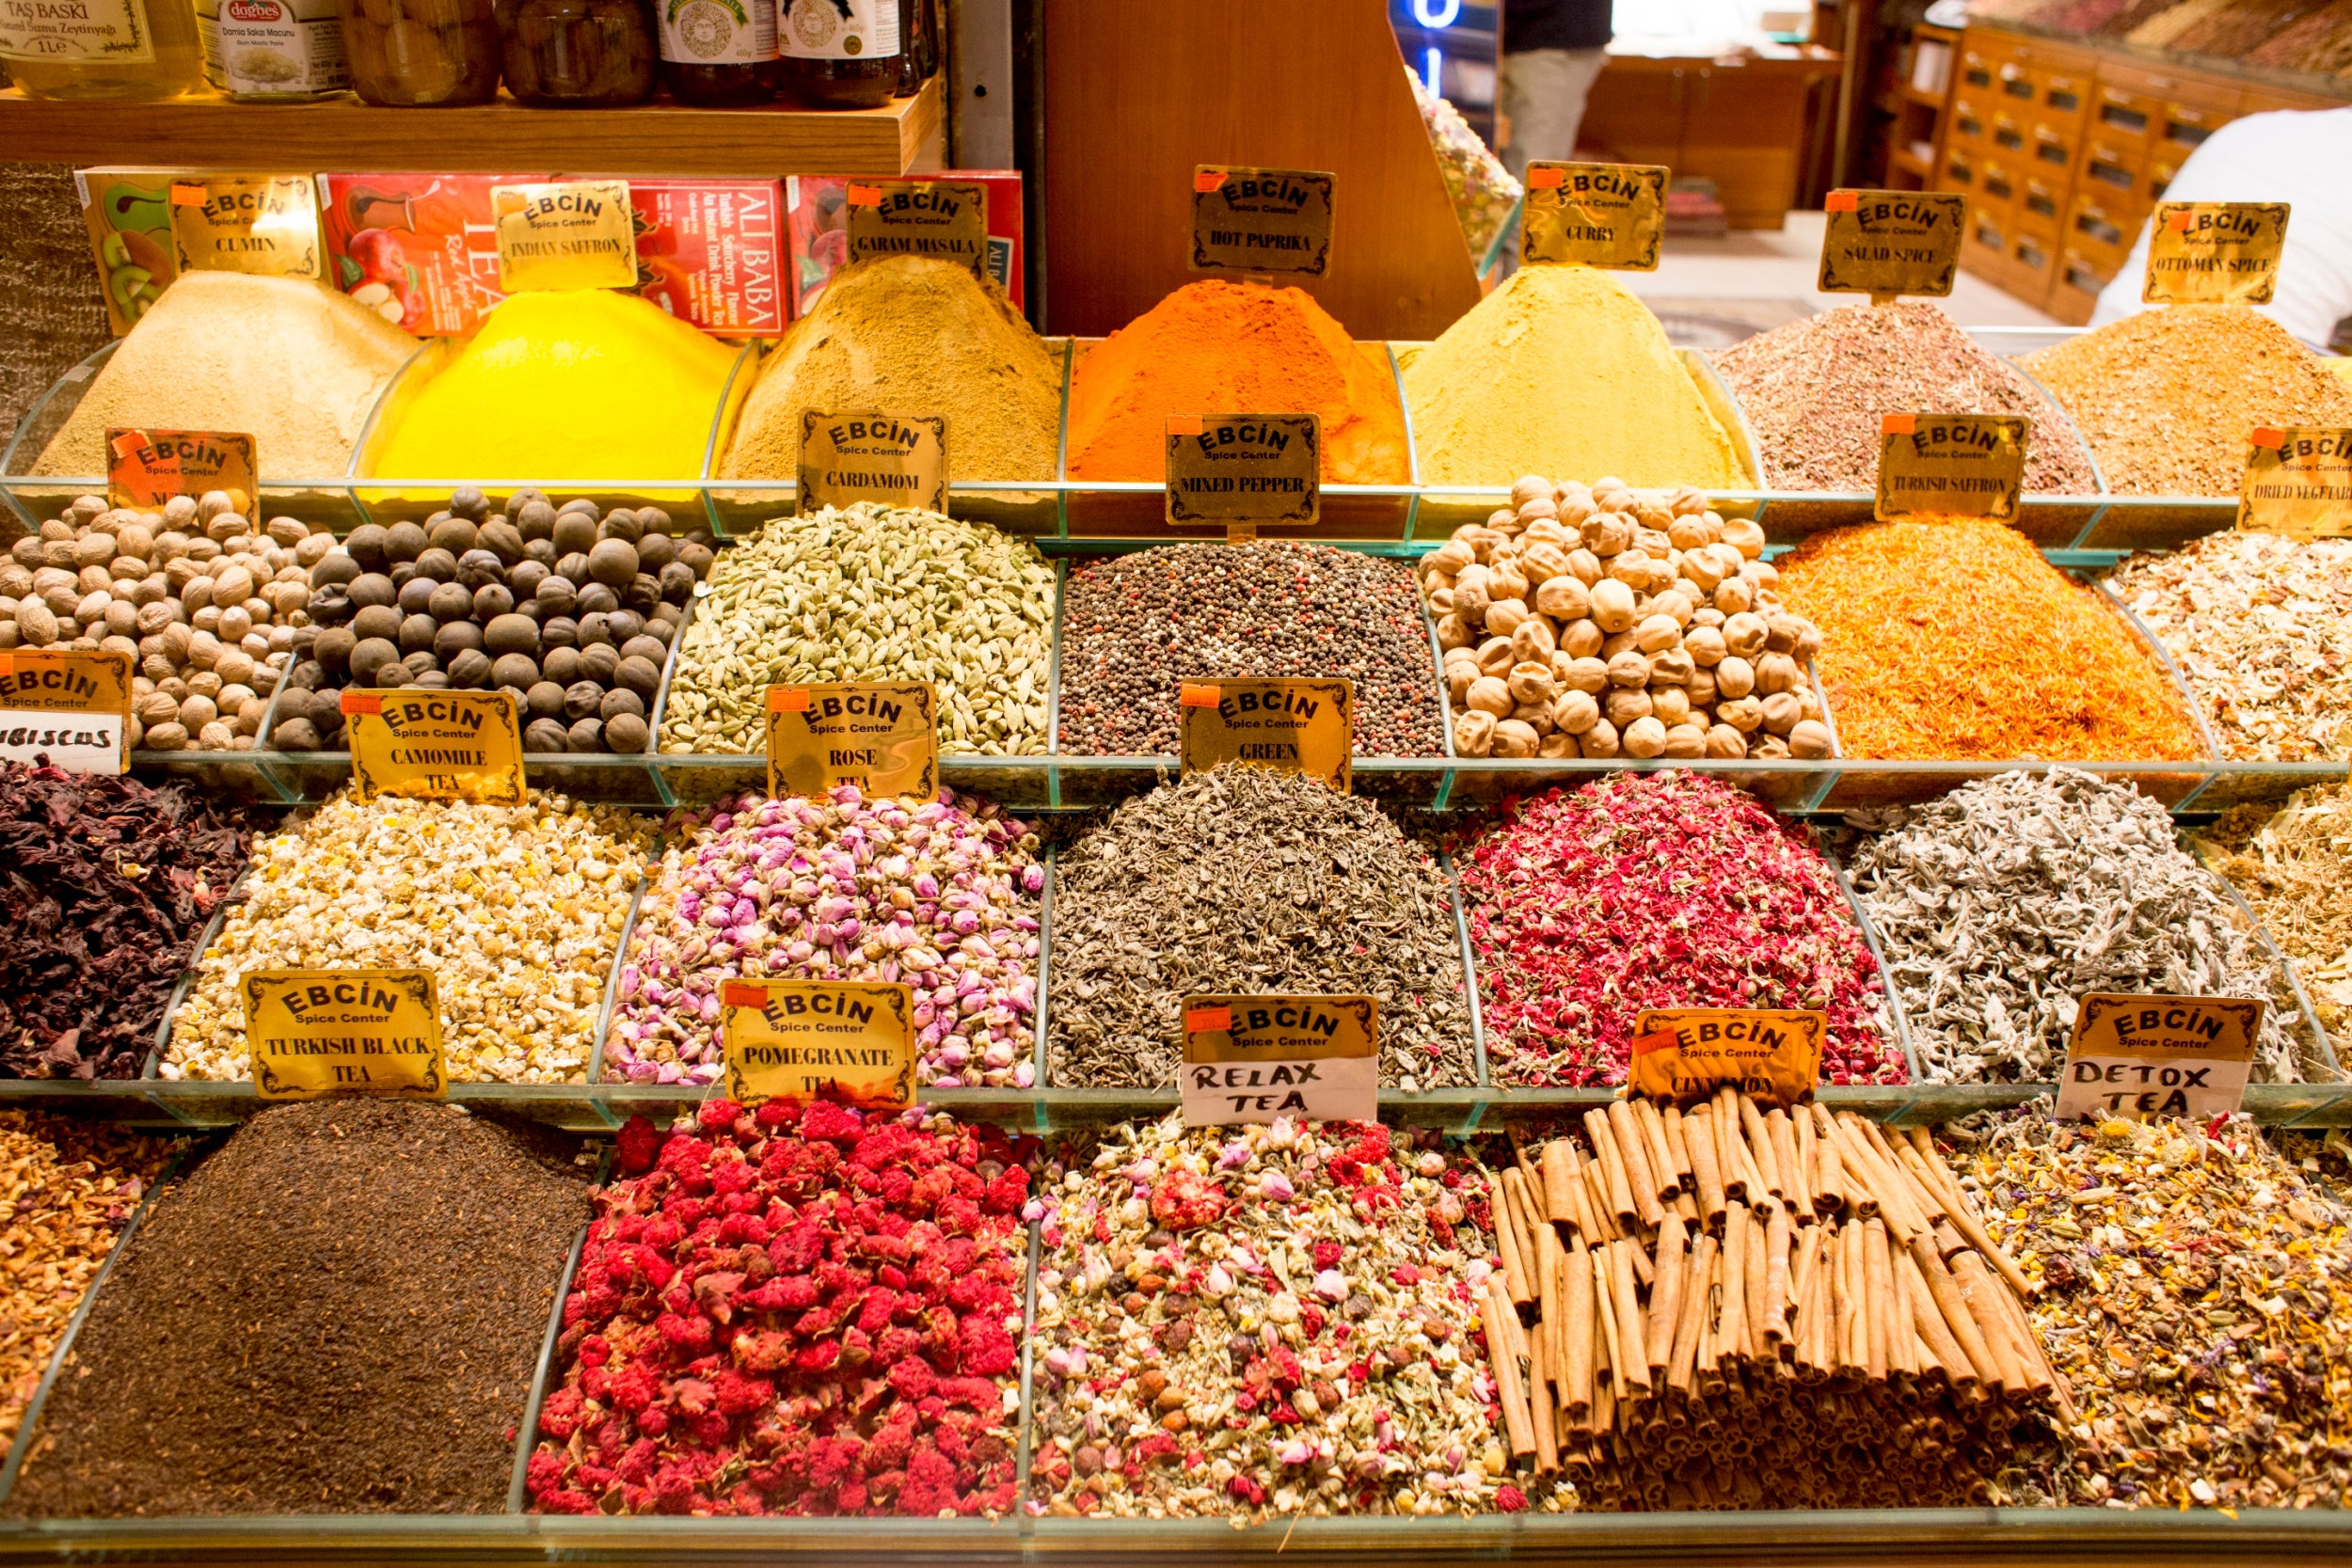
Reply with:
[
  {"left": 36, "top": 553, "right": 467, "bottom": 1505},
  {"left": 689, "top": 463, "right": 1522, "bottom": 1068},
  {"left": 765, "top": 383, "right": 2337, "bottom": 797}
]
[
  {"left": 1457, "top": 771, "right": 1906, "bottom": 1088},
  {"left": 525, "top": 1100, "right": 1031, "bottom": 1517}
]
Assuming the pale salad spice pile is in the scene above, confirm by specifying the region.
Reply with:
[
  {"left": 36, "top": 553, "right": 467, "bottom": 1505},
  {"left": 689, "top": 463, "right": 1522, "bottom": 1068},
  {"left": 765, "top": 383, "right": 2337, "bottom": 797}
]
[
  {"left": 0, "top": 1114, "right": 175, "bottom": 1461},
  {"left": 660, "top": 504, "right": 1055, "bottom": 757},
  {"left": 2022, "top": 305, "right": 2352, "bottom": 497},
  {"left": 165, "top": 788, "right": 654, "bottom": 1084},
  {"left": 1954, "top": 1114, "right": 2352, "bottom": 1510},
  {"left": 1027, "top": 1116, "right": 1549, "bottom": 1518},
  {"left": 2107, "top": 532, "right": 2352, "bottom": 762},
  {"left": 604, "top": 786, "right": 1042, "bottom": 1089},
  {"left": 1843, "top": 769, "right": 2312, "bottom": 1085},
  {"left": 2196, "top": 784, "right": 2352, "bottom": 1041},
  {"left": 1710, "top": 301, "right": 2097, "bottom": 495},
  {"left": 1045, "top": 766, "right": 1474, "bottom": 1092}
]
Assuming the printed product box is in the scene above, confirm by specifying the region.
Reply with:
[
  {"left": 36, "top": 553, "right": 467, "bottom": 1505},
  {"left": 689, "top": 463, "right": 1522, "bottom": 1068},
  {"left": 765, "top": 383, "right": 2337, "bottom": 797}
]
[
  {"left": 77, "top": 168, "right": 327, "bottom": 335},
  {"left": 75, "top": 168, "right": 183, "bottom": 336},
  {"left": 787, "top": 171, "right": 1025, "bottom": 317},
  {"left": 320, "top": 172, "right": 788, "bottom": 338}
]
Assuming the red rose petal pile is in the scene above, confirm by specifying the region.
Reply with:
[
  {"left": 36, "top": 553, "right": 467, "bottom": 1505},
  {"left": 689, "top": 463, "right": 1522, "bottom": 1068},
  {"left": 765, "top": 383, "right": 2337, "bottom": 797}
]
[
  {"left": 525, "top": 1100, "right": 1032, "bottom": 1518},
  {"left": 1457, "top": 771, "right": 1907, "bottom": 1088}
]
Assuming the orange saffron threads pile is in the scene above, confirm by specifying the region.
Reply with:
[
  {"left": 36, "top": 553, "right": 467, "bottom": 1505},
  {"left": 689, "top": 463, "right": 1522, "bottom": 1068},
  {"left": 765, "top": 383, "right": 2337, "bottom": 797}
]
[{"left": 1772, "top": 515, "right": 2203, "bottom": 760}]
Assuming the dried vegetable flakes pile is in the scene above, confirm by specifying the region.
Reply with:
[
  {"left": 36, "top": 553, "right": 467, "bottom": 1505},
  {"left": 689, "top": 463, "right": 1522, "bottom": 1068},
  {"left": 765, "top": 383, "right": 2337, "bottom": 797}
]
[
  {"left": 164, "top": 788, "right": 654, "bottom": 1085},
  {"left": 526, "top": 1101, "right": 1028, "bottom": 1518},
  {"left": 2194, "top": 784, "right": 2352, "bottom": 1041},
  {"left": 1045, "top": 765, "right": 1472, "bottom": 1092},
  {"left": 1844, "top": 768, "right": 2312, "bottom": 1085},
  {"left": 2107, "top": 533, "right": 2352, "bottom": 763},
  {"left": 0, "top": 762, "right": 256, "bottom": 1080},
  {"left": 1027, "top": 1116, "right": 1544, "bottom": 1518},
  {"left": 2021, "top": 306, "right": 2352, "bottom": 498},
  {"left": 1954, "top": 1114, "right": 2352, "bottom": 1510},
  {"left": 605, "top": 787, "right": 1042, "bottom": 1090},
  {"left": 1772, "top": 515, "right": 2204, "bottom": 762},
  {"left": 1456, "top": 773, "right": 1903, "bottom": 1088},
  {"left": 0, "top": 1113, "right": 174, "bottom": 1461}
]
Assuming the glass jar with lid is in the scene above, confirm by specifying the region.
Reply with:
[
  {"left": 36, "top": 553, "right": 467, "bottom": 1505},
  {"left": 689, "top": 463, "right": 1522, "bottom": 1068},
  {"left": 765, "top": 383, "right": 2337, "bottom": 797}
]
[
  {"left": 656, "top": 0, "right": 775, "bottom": 104},
  {"left": 497, "top": 0, "right": 657, "bottom": 106},
  {"left": 340, "top": 0, "right": 501, "bottom": 105},
  {"left": 1, "top": 0, "right": 203, "bottom": 100},
  {"left": 775, "top": 0, "right": 900, "bottom": 109},
  {"left": 199, "top": 0, "right": 351, "bottom": 101}
]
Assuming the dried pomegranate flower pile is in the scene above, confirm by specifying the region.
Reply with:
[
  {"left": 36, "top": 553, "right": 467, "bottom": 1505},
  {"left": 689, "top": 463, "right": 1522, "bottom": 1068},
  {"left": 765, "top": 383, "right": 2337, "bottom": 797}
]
[
  {"left": 1457, "top": 772, "right": 1906, "bottom": 1087},
  {"left": 525, "top": 1101, "right": 1031, "bottom": 1517}
]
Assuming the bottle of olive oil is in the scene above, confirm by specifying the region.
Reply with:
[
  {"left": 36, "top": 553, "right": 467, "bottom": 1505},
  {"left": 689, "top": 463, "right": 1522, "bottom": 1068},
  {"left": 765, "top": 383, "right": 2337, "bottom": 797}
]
[{"left": 2, "top": 0, "right": 204, "bottom": 100}]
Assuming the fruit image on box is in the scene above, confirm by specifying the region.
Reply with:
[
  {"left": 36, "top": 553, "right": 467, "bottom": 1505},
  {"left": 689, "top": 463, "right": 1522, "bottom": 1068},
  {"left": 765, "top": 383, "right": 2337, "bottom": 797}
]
[
  {"left": 787, "top": 171, "right": 1024, "bottom": 316},
  {"left": 363, "top": 289, "right": 737, "bottom": 483},
  {"left": 74, "top": 168, "right": 182, "bottom": 335}
]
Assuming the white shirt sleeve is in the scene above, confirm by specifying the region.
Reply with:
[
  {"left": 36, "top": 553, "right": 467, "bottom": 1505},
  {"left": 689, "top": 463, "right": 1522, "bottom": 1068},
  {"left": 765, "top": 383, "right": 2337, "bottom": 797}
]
[{"left": 2088, "top": 106, "right": 2352, "bottom": 352}]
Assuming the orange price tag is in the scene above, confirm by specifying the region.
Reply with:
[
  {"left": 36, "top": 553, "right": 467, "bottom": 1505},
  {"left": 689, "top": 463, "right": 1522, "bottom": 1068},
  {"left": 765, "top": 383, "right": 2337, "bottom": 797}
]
[
  {"left": 169, "top": 182, "right": 207, "bottom": 206},
  {"left": 1178, "top": 682, "right": 1222, "bottom": 707},
  {"left": 846, "top": 184, "right": 883, "bottom": 206},
  {"left": 1193, "top": 170, "right": 1227, "bottom": 193},
  {"left": 1167, "top": 415, "right": 1203, "bottom": 436},
  {"left": 1880, "top": 413, "right": 1916, "bottom": 436},
  {"left": 0, "top": 653, "right": 13, "bottom": 679},
  {"left": 1527, "top": 166, "right": 1565, "bottom": 190},
  {"left": 339, "top": 690, "right": 383, "bottom": 716},
  {"left": 1629, "top": 1030, "right": 1679, "bottom": 1057},
  {"left": 2168, "top": 209, "right": 2195, "bottom": 230},
  {"left": 723, "top": 980, "right": 769, "bottom": 1007},
  {"left": 107, "top": 430, "right": 147, "bottom": 460},
  {"left": 767, "top": 687, "right": 812, "bottom": 713},
  {"left": 1184, "top": 1006, "right": 1233, "bottom": 1033},
  {"left": 1825, "top": 189, "right": 1859, "bottom": 213},
  {"left": 2251, "top": 427, "right": 2286, "bottom": 450}
]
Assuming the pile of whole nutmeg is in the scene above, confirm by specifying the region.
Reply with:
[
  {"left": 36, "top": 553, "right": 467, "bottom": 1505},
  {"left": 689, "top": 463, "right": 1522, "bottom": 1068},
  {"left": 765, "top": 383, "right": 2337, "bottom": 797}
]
[
  {"left": 1421, "top": 476, "right": 1834, "bottom": 761},
  {"left": 2, "top": 492, "right": 329, "bottom": 752}
]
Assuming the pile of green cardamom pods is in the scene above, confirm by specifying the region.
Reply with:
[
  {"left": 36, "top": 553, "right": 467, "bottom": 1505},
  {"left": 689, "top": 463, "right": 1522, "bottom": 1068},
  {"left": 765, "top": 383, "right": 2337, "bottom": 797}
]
[{"left": 658, "top": 503, "right": 1056, "bottom": 755}]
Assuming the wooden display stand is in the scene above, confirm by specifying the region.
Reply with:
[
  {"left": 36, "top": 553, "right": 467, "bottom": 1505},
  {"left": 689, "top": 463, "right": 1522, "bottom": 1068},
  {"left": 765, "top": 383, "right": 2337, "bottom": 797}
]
[
  {"left": 1581, "top": 43, "right": 1843, "bottom": 231},
  {"left": 1931, "top": 24, "right": 2347, "bottom": 323},
  {"left": 1039, "top": 0, "right": 1481, "bottom": 341}
]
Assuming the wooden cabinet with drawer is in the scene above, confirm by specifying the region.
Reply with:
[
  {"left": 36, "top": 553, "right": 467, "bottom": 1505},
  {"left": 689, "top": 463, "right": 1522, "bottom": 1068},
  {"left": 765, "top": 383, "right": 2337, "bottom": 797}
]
[
  {"left": 1962, "top": 193, "right": 2011, "bottom": 284},
  {"left": 2010, "top": 222, "right": 2061, "bottom": 302},
  {"left": 2065, "top": 190, "right": 2136, "bottom": 275},
  {"left": 2076, "top": 135, "right": 2148, "bottom": 212},
  {"left": 2090, "top": 79, "right": 2160, "bottom": 150},
  {"left": 1939, "top": 144, "right": 1976, "bottom": 195},
  {"left": 2049, "top": 248, "right": 2107, "bottom": 325}
]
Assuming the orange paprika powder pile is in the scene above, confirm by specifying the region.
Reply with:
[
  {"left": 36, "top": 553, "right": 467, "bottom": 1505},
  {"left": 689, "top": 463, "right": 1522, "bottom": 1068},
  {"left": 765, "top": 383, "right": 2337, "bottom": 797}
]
[{"left": 1064, "top": 280, "right": 1412, "bottom": 485}]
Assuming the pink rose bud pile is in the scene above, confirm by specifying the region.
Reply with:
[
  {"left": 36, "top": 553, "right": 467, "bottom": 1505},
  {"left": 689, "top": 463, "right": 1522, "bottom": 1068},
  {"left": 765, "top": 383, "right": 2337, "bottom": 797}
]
[{"left": 604, "top": 787, "right": 1044, "bottom": 1087}]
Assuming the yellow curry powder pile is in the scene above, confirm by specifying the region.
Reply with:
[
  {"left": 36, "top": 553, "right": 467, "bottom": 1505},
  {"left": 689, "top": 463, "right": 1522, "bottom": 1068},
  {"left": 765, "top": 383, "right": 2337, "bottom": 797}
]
[
  {"left": 1402, "top": 265, "right": 1749, "bottom": 488},
  {"left": 1773, "top": 515, "right": 2204, "bottom": 760}
]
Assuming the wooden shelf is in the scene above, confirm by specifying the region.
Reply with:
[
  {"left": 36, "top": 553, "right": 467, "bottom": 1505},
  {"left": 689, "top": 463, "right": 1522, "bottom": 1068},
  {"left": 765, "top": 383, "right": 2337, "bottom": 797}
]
[
  {"left": 1893, "top": 148, "right": 1934, "bottom": 176},
  {"left": 0, "top": 74, "right": 941, "bottom": 174},
  {"left": 1901, "top": 83, "right": 1948, "bottom": 107}
]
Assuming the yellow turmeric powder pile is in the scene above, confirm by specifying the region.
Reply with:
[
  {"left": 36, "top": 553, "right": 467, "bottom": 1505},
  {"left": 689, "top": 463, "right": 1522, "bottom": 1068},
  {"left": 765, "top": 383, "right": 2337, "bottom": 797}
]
[
  {"left": 1773, "top": 515, "right": 2204, "bottom": 761},
  {"left": 1065, "top": 280, "right": 1410, "bottom": 484},
  {"left": 1402, "top": 266, "right": 1749, "bottom": 488}
]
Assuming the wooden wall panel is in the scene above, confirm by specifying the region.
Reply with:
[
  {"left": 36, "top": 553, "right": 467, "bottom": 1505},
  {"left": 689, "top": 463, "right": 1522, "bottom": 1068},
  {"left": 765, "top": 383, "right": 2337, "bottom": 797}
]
[{"left": 1041, "top": 0, "right": 1481, "bottom": 341}]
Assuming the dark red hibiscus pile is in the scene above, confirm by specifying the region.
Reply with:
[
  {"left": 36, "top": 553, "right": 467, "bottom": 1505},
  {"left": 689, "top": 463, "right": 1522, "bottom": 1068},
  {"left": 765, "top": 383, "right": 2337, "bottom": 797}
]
[{"left": 525, "top": 1101, "right": 1031, "bottom": 1517}]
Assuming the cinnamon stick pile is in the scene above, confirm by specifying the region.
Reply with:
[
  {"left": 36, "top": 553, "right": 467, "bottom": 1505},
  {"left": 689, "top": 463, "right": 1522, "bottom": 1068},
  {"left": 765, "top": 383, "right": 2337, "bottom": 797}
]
[{"left": 1472, "top": 1088, "right": 2074, "bottom": 1511}]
